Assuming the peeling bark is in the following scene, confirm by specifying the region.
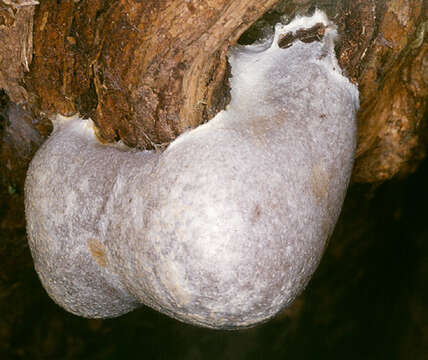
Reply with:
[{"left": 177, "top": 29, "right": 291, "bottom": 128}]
[{"left": 0, "top": 0, "right": 37, "bottom": 103}]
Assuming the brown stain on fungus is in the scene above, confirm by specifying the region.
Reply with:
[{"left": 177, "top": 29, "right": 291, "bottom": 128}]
[
  {"left": 87, "top": 238, "right": 107, "bottom": 268},
  {"left": 250, "top": 113, "right": 286, "bottom": 147},
  {"left": 312, "top": 165, "right": 329, "bottom": 202},
  {"left": 250, "top": 204, "right": 263, "bottom": 223}
]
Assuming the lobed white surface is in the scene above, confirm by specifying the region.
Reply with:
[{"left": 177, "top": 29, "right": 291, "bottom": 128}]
[{"left": 25, "top": 10, "right": 358, "bottom": 329}]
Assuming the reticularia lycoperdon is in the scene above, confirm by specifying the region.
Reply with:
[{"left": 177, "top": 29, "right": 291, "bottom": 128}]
[{"left": 25, "top": 10, "right": 359, "bottom": 329}]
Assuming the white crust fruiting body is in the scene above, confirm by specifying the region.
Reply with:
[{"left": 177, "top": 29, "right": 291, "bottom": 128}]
[{"left": 25, "top": 10, "right": 358, "bottom": 329}]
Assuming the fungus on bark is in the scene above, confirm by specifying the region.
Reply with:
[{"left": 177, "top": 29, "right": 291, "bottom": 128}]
[{"left": 25, "top": 11, "right": 358, "bottom": 329}]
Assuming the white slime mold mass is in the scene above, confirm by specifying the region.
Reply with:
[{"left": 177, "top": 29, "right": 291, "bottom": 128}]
[{"left": 25, "top": 11, "right": 359, "bottom": 329}]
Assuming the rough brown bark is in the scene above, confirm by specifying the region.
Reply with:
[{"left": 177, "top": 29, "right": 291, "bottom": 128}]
[
  {"left": 0, "top": 0, "right": 36, "bottom": 104},
  {"left": 23, "top": 0, "right": 278, "bottom": 148},
  {"left": 340, "top": 0, "right": 428, "bottom": 182}
]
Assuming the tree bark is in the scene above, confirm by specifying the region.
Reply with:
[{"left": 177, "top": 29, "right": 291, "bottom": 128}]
[{"left": 23, "top": 0, "right": 278, "bottom": 148}]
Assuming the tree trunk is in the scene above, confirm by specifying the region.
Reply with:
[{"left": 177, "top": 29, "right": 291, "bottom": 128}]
[{"left": 0, "top": 0, "right": 427, "bottom": 357}]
